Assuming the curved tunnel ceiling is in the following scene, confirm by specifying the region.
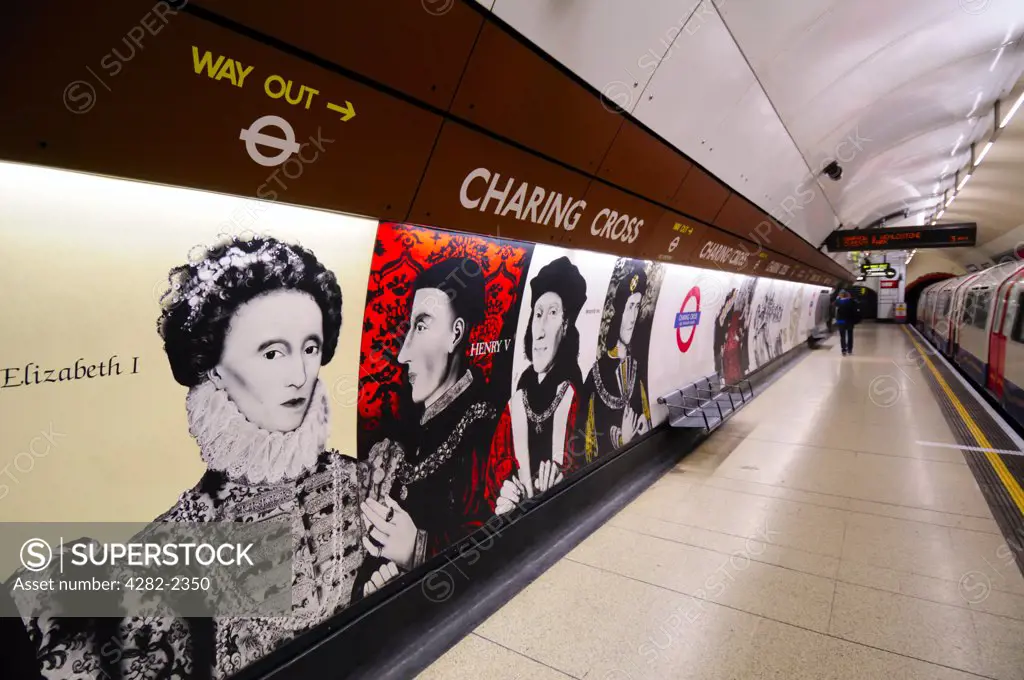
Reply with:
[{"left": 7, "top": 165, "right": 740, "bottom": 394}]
[{"left": 477, "top": 0, "right": 1024, "bottom": 272}]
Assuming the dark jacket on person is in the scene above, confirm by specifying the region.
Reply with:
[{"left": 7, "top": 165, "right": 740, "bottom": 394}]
[{"left": 834, "top": 297, "right": 861, "bottom": 325}]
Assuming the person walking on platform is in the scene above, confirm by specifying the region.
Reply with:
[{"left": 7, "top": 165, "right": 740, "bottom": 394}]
[{"left": 835, "top": 289, "right": 860, "bottom": 355}]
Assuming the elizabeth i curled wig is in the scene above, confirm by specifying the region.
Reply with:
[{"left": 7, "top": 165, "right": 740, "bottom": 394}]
[{"left": 157, "top": 235, "right": 343, "bottom": 388}]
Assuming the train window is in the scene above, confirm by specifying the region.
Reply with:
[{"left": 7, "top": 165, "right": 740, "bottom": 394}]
[
  {"left": 972, "top": 290, "right": 992, "bottom": 329},
  {"left": 961, "top": 292, "right": 975, "bottom": 326},
  {"left": 1012, "top": 293, "right": 1024, "bottom": 343},
  {"left": 962, "top": 290, "right": 988, "bottom": 328},
  {"left": 940, "top": 291, "right": 951, "bottom": 317}
]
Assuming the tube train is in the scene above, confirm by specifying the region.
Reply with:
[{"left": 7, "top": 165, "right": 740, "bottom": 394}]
[{"left": 918, "top": 261, "right": 1024, "bottom": 422}]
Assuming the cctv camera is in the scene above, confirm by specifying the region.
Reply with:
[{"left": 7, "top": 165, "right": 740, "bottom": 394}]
[{"left": 822, "top": 161, "right": 843, "bottom": 181}]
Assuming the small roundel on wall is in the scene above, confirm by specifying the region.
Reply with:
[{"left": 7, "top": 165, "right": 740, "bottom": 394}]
[{"left": 675, "top": 286, "right": 701, "bottom": 353}]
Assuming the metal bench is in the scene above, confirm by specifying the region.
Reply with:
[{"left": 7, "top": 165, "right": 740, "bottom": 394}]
[{"left": 657, "top": 373, "right": 754, "bottom": 432}]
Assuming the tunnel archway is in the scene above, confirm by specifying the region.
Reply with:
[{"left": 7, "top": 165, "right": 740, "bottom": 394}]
[
  {"left": 905, "top": 272, "right": 957, "bottom": 325},
  {"left": 849, "top": 285, "right": 878, "bottom": 320}
]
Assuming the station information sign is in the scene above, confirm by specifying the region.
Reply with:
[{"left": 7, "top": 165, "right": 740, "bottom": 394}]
[
  {"left": 861, "top": 263, "right": 897, "bottom": 278},
  {"left": 825, "top": 223, "right": 976, "bottom": 252}
]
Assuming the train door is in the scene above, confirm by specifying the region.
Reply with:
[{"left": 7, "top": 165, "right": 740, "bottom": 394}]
[
  {"left": 1001, "top": 286, "right": 1024, "bottom": 422},
  {"left": 945, "top": 274, "right": 979, "bottom": 356},
  {"left": 927, "top": 280, "right": 955, "bottom": 342},
  {"left": 986, "top": 267, "right": 1024, "bottom": 397},
  {"left": 918, "top": 286, "right": 934, "bottom": 334},
  {"left": 958, "top": 285, "right": 994, "bottom": 384},
  {"left": 934, "top": 286, "right": 953, "bottom": 343}
]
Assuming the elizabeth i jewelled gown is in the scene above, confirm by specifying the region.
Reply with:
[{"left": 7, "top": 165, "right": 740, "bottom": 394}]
[{"left": 10, "top": 380, "right": 366, "bottom": 680}]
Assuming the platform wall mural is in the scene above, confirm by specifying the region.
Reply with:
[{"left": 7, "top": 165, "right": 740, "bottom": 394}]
[{"left": 0, "top": 163, "right": 830, "bottom": 679}]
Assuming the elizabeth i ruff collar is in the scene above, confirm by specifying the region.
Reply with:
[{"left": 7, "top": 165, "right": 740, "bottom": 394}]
[{"left": 185, "top": 379, "right": 330, "bottom": 485}]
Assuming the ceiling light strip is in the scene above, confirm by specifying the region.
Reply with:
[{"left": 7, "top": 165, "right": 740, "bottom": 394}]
[
  {"left": 975, "top": 141, "right": 994, "bottom": 166},
  {"left": 891, "top": 81, "right": 1020, "bottom": 234},
  {"left": 1000, "top": 90, "right": 1024, "bottom": 129}
]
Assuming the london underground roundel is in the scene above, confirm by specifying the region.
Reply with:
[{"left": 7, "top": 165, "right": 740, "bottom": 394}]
[{"left": 675, "top": 286, "right": 701, "bottom": 352}]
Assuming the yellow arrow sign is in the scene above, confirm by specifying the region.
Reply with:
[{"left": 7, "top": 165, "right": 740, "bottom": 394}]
[{"left": 326, "top": 100, "right": 356, "bottom": 122}]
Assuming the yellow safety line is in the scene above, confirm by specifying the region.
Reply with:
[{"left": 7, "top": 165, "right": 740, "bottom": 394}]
[{"left": 901, "top": 326, "right": 1024, "bottom": 515}]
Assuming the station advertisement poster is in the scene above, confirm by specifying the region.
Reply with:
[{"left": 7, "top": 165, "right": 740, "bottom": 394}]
[{"left": 0, "top": 162, "right": 832, "bottom": 679}]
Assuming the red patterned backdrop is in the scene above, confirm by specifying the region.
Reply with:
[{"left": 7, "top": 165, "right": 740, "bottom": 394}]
[{"left": 358, "top": 222, "right": 531, "bottom": 444}]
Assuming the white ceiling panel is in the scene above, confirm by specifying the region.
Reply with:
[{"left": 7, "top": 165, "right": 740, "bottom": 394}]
[
  {"left": 791, "top": 34, "right": 1019, "bottom": 155},
  {"left": 632, "top": 5, "right": 830, "bottom": 243},
  {"left": 833, "top": 119, "right": 980, "bottom": 224},
  {"left": 713, "top": 83, "right": 800, "bottom": 201},
  {"left": 721, "top": 0, "right": 950, "bottom": 129},
  {"left": 804, "top": 53, "right": 1005, "bottom": 173},
  {"left": 491, "top": 0, "right": 701, "bottom": 112},
  {"left": 764, "top": 173, "right": 840, "bottom": 244},
  {"left": 633, "top": 6, "right": 755, "bottom": 142},
  {"left": 713, "top": 0, "right": 835, "bottom": 68}
]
